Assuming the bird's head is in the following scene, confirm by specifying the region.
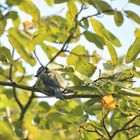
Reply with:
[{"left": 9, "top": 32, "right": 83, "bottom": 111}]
[{"left": 35, "top": 66, "right": 49, "bottom": 77}]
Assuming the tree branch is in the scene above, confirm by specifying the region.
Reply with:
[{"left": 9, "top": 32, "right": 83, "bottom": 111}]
[
  {"left": 79, "top": 9, "right": 114, "bottom": 22},
  {"left": 79, "top": 125, "right": 106, "bottom": 139},
  {"left": 19, "top": 91, "right": 34, "bottom": 121},
  {"left": 111, "top": 114, "right": 140, "bottom": 139},
  {"left": 63, "top": 50, "right": 94, "bottom": 58},
  {"left": 36, "top": 4, "right": 85, "bottom": 77},
  {"left": 0, "top": 81, "right": 101, "bottom": 99},
  {"left": 102, "top": 111, "right": 111, "bottom": 139},
  {"left": 33, "top": 50, "right": 44, "bottom": 67},
  {"left": 13, "top": 87, "right": 23, "bottom": 110}
]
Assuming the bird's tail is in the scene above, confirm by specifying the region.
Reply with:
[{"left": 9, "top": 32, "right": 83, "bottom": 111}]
[{"left": 55, "top": 87, "right": 64, "bottom": 100}]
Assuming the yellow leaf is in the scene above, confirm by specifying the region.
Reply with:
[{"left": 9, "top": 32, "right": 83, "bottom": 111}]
[{"left": 102, "top": 95, "right": 116, "bottom": 110}]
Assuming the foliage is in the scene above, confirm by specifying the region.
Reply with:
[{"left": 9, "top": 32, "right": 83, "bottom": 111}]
[{"left": 0, "top": 0, "right": 140, "bottom": 140}]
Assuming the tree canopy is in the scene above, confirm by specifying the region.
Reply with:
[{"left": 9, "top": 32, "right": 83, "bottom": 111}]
[{"left": 0, "top": 0, "right": 140, "bottom": 140}]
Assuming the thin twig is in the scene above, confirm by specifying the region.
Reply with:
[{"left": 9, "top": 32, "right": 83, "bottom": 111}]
[
  {"left": 9, "top": 48, "right": 14, "bottom": 82},
  {"left": 80, "top": 125, "right": 106, "bottom": 139},
  {"left": 102, "top": 111, "right": 111, "bottom": 139},
  {"left": 63, "top": 50, "right": 94, "bottom": 57},
  {"left": 111, "top": 114, "right": 140, "bottom": 139},
  {"left": 19, "top": 91, "right": 34, "bottom": 121},
  {"left": 79, "top": 9, "right": 114, "bottom": 22},
  {"left": 33, "top": 50, "right": 44, "bottom": 67}
]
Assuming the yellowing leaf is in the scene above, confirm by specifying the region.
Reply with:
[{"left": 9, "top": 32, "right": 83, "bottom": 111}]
[
  {"left": 105, "top": 39, "right": 118, "bottom": 65},
  {"left": 102, "top": 95, "right": 116, "bottom": 110},
  {"left": 9, "top": 28, "right": 34, "bottom": 51},
  {"left": 18, "top": 0, "right": 40, "bottom": 23},
  {"left": 8, "top": 33, "right": 36, "bottom": 66},
  {"left": 66, "top": 1, "right": 78, "bottom": 27},
  {"left": 90, "top": 18, "right": 104, "bottom": 34},
  {"left": 125, "top": 38, "right": 140, "bottom": 63},
  {"left": 134, "top": 28, "right": 140, "bottom": 38},
  {"left": 134, "top": 58, "right": 140, "bottom": 67},
  {"left": 90, "top": 18, "right": 121, "bottom": 47},
  {"left": 45, "top": 0, "right": 53, "bottom": 6},
  {"left": 92, "top": 51, "right": 102, "bottom": 64}
]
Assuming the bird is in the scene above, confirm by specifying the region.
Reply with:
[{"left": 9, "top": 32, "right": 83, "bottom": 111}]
[{"left": 35, "top": 67, "right": 64, "bottom": 100}]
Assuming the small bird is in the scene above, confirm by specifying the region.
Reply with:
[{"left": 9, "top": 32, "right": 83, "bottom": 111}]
[{"left": 35, "top": 67, "right": 64, "bottom": 100}]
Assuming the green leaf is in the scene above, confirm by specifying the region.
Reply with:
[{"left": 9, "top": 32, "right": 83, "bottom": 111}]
[
  {"left": 5, "top": 11, "right": 18, "bottom": 20},
  {"left": 103, "top": 29, "right": 121, "bottom": 47},
  {"left": 129, "top": 0, "right": 140, "bottom": 6},
  {"left": 13, "top": 61, "right": 25, "bottom": 73},
  {"left": 66, "top": 1, "right": 78, "bottom": 27},
  {"left": 134, "top": 58, "right": 140, "bottom": 67},
  {"left": 8, "top": 30, "right": 36, "bottom": 66},
  {"left": 105, "top": 39, "right": 118, "bottom": 65},
  {"left": 33, "top": 22, "right": 48, "bottom": 44},
  {"left": 74, "top": 70, "right": 93, "bottom": 84},
  {"left": 83, "top": 19, "right": 89, "bottom": 29},
  {"left": 84, "top": 31, "right": 104, "bottom": 49},
  {"left": 0, "top": 19, "right": 7, "bottom": 36},
  {"left": 83, "top": 98, "right": 102, "bottom": 115},
  {"left": 40, "top": 43, "right": 58, "bottom": 59},
  {"left": 90, "top": 0, "right": 113, "bottom": 15},
  {"left": 39, "top": 101, "right": 50, "bottom": 111},
  {"left": 124, "top": 10, "right": 140, "bottom": 24},
  {"left": 54, "top": 0, "right": 69, "bottom": 4},
  {"left": 67, "top": 45, "right": 96, "bottom": 80},
  {"left": 0, "top": 46, "right": 14, "bottom": 64},
  {"left": 125, "top": 38, "right": 140, "bottom": 63},
  {"left": 90, "top": 18, "right": 121, "bottom": 47},
  {"left": 8, "top": 28, "right": 34, "bottom": 51},
  {"left": 40, "top": 43, "right": 65, "bottom": 60},
  {"left": 68, "top": 86, "right": 98, "bottom": 94},
  {"left": 18, "top": 0, "right": 40, "bottom": 23},
  {"left": 6, "top": 0, "right": 21, "bottom": 6},
  {"left": 114, "top": 11, "right": 124, "bottom": 26},
  {"left": 12, "top": 15, "right": 20, "bottom": 27},
  {"left": 0, "top": 121, "right": 20, "bottom": 140},
  {"left": 116, "top": 69, "right": 136, "bottom": 80},
  {"left": 119, "top": 88, "right": 140, "bottom": 97},
  {"left": 103, "top": 62, "right": 114, "bottom": 70}
]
